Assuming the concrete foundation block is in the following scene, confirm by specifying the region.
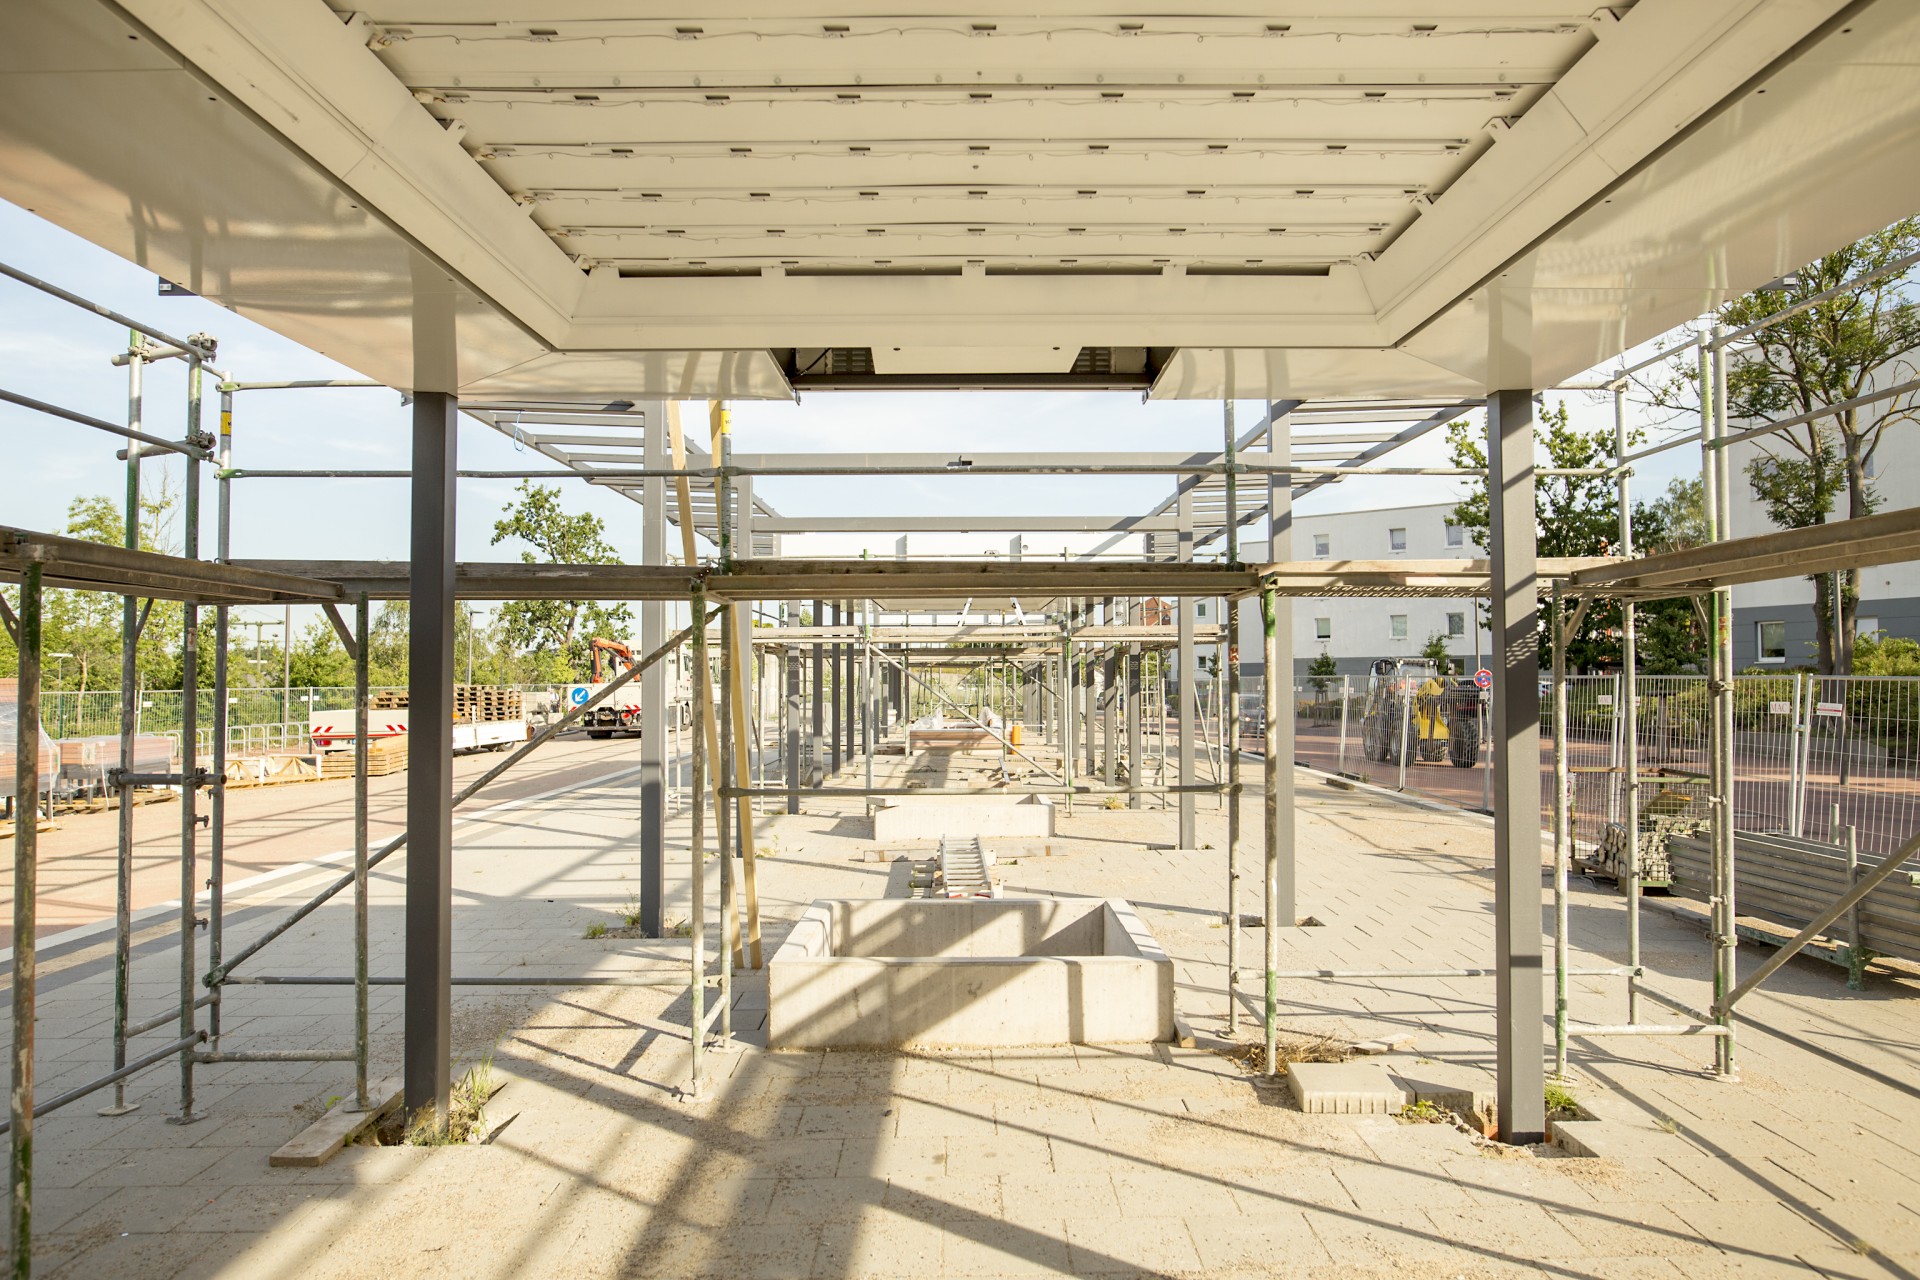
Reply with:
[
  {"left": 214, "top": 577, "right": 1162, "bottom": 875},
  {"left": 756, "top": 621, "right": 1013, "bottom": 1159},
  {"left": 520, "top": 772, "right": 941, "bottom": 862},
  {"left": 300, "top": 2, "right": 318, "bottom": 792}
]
[
  {"left": 769, "top": 897, "right": 1173, "bottom": 1049},
  {"left": 1286, "top": 1062, "right": 1411, "bottom": 1115}
]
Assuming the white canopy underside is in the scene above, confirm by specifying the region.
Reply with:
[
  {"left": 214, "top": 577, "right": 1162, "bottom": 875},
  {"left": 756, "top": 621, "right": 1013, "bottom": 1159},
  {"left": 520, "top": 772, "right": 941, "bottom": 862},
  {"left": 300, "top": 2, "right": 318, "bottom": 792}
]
[{"left": 0, "top": 1, "right": 1915, "bottom": 399}]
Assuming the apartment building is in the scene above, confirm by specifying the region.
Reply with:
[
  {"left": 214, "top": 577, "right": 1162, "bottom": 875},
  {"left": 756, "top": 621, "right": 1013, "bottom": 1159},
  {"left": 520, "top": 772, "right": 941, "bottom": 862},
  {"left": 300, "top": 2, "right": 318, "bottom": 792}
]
[
  {"left": 1235, "top": 500, "right": 1493, "bottom": 683},
  {"left": 1727, "top": 399, "right": 1919, "bottom": 668}
]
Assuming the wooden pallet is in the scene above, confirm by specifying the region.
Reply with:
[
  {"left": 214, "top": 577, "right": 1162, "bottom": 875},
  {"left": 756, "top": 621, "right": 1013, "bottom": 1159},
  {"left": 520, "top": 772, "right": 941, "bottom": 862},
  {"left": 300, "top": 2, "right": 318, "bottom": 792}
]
[
  {"left": 370, "top": 690, "right": 408, "bottom": 711},
  {"left": 223, "top": 754, "right": 322, "bottom": 789},
  {"left": 455, "top": 685, "right": 523, "bottom": 721},
  {"left": 320, "top": 737, "right": 408, "bottom": 778}
]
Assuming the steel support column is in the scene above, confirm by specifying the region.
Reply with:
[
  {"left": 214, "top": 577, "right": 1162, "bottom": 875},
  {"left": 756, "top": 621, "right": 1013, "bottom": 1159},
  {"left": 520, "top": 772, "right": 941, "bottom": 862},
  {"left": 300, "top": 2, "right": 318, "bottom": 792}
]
[
  {"left": 811, "top": 599, "right": 825, "bottom": 786},
  {"left": 1127, "top": 601, "right": 1143, "bottom": 811},
  {"left": 404, "top": 390, "right": 457, "bottom": 1129},
  {"left": 1487, "top": 388, "right": 1545, "bottom": 1144},
  {"left": 1267, "top": 401, "right": 1296, "bottom": 925},
  {"left": 639, "top": 401, "right": 667, "bottom": 935},
  {"left": 1177, "top": 494, "right": 1197, "bottom": 849},
  {"left": 785, "top": 628, "right": 802, "bottom": 814},
  {"left": 830, "top": 603, "right": 843, "bottom": 774}
]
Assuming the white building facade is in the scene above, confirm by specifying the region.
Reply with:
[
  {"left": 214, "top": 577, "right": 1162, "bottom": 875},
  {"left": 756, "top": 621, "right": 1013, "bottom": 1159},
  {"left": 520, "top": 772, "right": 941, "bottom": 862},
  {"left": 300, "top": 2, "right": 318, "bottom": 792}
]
[
  {"left": 1727, "top": 400, "right": 1920, "bottom": 668},
  {"left": 1236, "top": 500, "right": 1494, "bottom": 683}
]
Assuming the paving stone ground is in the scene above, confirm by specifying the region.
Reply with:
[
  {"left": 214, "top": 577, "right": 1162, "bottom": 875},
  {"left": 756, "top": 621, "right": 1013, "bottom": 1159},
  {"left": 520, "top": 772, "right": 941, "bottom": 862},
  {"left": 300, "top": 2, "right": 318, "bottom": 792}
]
[{"left": 13, "top": 737, "right": 1920, "bottom": 1279}]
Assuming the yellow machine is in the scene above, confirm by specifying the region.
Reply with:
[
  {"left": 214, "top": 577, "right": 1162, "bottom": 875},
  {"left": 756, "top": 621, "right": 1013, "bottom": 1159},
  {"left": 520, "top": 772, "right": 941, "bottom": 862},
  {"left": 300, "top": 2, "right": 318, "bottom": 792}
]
[{"left": 1360, "top": 658, "right": 1482, "bottom": 768}]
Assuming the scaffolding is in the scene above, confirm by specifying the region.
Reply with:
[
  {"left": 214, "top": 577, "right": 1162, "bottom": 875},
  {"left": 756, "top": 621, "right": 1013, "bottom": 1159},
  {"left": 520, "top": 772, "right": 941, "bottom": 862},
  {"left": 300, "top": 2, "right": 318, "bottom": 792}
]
[{"left": 8, "top": 254, "right": 1920, "bottom": 1277}]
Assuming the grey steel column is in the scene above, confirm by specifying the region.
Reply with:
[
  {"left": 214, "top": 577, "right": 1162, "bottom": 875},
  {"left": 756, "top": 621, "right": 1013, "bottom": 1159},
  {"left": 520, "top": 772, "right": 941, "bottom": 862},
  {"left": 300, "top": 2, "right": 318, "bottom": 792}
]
[
  {"left": 405, "top": 391, "right": 457, "bottom": 1128},
  {"left": 1487, "top": 388, "right": 1545, "bottom": 1145},
  {"left": 1083, "top": 602, "right": 1097, "bottom": 775},
  {"left": 811, "top": 599, "right": 824, "bottom": 785},
  {"left": 830, "top": 603, "right": 843, "bottom": 774},
  {"left": 1267, "top": 402, "right": 1296, "bottom": 923},
  {"left": 843, "top": 600, "right": 856, "bottom": 771},
  {"left": 1177, "top": 492, "right": 1197, "bottom": 848},
  {"left": 1127, "top": 597, "right": 1143, "bottom": 810},
  {"left": 1102, "top": 645, "right": 1118, "bottom": 787},
  {"left": 785, "top": 630, "right": 802, "bottom": 813},
  {"left": 639, "top": 401, "right": 667, "bottom": 935}
]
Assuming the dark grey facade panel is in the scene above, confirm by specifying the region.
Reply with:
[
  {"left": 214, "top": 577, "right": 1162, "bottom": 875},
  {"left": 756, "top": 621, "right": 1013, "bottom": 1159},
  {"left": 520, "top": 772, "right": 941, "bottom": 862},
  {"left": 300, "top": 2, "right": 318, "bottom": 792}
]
[{"left": 1733, "top": 596, "right": 1920, "bottom": 668}]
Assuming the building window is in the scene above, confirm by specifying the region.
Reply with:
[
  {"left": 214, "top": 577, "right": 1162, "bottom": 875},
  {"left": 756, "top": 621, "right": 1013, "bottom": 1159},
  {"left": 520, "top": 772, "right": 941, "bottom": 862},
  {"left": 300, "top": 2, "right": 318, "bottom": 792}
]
[
  {"left": 1445, "top": 521, "right": 1464, "bottom": 547},
  {"left": 1313, "top": 533, "right": 1330, "bottom": 558},
  {"left": 1757, "top": 620, "right": 1786, "bottom": 663},
  {"left": 1388, "top": 527, "right": 1407, "bottom": 552},
  {"left": 1390, "top": 614, "right": 1408, "bottom": 640},
  {"left": 1314, "top": 617, "right": 1331, "bottom": 641},
  {"left": 1447, "top": 611, "right": 1466, "bottom": 637},
  {"left": 1196, "top": 602, "right": 1207, "bottom": 620}
]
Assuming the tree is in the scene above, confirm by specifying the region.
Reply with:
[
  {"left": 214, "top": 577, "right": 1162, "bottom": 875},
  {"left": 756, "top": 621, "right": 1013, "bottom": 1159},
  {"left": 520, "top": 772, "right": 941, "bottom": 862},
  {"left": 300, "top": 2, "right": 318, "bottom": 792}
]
[
  {"left": 489, "top": 482, "right": 633, "bottom": 678},
  {"left": 1720, "top": 215, "right": 1920, "bottom": 673},
  {"left": 1629, "top": 477, "right": 1710, "bottom": 673},
  {"left": 1447, "top": 400, "right": 1629, "bottom": 668},
  {"left": 1421, "top": 632, "right": 1451, "bottom": 669},
  {"left": 1307, "top": 650, "right": 1338, "bottom": 698},
  {"left": 0, "top": 483, "right": 184, "bottom": 690}
]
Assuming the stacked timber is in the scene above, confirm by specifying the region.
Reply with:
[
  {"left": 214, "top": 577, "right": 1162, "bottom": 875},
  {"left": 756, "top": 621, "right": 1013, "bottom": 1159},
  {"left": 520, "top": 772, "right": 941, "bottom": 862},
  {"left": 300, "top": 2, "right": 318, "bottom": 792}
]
[
  {"left": 454, "top": 685, "right": 523, "bottom": 723},
  {"left": 224, "top": 755, "right": 322, "bottom": 788},
  {"left": 320, "top": 736, "right": 409, "bottom": 778}
]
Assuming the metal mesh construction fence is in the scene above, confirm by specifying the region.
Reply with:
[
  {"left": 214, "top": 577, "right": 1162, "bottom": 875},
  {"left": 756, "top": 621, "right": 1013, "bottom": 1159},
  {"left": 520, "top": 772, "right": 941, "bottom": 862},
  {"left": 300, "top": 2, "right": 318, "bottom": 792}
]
[{"left": 1263, "top": 670, "right": 1920, "bottom": 859}]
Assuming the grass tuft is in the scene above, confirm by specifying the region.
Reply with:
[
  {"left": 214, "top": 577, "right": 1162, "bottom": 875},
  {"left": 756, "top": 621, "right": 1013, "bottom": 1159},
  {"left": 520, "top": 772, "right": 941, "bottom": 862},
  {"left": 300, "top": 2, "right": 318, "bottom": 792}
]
[{"left": 583, "top": 921, "right": 608, "bottom": 940}]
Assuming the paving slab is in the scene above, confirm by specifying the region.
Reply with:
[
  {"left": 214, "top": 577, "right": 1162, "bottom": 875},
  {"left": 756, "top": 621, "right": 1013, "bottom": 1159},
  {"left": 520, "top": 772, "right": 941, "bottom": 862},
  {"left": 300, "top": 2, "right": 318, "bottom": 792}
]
[
  {"left": 1285, "top": 1061, "right": 1411, "bottom": 1115},
  {"left": 19, "top": 749, "right": 1920, "bottom": 1277}
]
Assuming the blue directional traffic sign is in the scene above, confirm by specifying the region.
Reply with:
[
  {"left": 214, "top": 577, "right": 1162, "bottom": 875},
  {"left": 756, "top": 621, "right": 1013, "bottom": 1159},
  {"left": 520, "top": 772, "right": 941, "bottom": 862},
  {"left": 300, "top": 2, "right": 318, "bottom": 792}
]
[
  {"left": 1473, "top": 668, "right": 1493, "bottom": 690},
  {"left": 569, "top": 686, "right": 590, "bottom": 706}
]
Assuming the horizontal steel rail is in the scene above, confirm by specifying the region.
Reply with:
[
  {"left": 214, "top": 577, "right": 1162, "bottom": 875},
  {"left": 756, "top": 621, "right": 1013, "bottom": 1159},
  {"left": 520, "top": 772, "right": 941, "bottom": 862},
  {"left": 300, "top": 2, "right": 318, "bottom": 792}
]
[
  {"left": 0, "top": 1034, "right": 201, "bottom": 1137},
  {"left": 0, "top": 388, "right": 210, "bottom": 461},
  {"left": 0, "top": 260, "right": 214, "bottom": 356}
]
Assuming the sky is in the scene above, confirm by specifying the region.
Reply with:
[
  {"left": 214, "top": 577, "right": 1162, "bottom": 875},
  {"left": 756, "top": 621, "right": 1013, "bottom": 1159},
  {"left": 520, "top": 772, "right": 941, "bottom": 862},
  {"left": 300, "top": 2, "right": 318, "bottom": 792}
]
[{"left": 0, "top": 195, "right": 1709, "bottom": 642}]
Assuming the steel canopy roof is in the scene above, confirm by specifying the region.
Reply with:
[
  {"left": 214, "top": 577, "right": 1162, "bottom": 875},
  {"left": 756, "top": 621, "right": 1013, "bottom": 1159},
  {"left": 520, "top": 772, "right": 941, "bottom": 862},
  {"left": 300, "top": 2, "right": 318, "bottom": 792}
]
[{"left": 0, "top": 2, "right": 1916, "bottom": 399}]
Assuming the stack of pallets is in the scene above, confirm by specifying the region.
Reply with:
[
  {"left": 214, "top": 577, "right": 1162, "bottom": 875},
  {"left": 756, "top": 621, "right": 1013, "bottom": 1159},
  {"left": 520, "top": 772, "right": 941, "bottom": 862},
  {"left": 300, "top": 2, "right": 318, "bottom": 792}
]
[
  {"left": 454, "top": 685, "right": 523, "bottom": 723},
  {"left": 370, "top": 690, "right": 408, "bottom": 711},
  {"left": 320, "top": 736, "right": 408, "bottom": 778}
]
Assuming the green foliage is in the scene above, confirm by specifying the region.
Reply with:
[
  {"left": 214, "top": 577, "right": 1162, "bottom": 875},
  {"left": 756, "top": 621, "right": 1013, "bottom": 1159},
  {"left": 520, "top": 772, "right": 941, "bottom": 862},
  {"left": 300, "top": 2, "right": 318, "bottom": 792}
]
[
  {"left": 1628, "top": 477, "right": 1710, "bottom": 674},
  {"left": 1855, "top": 635, "right": 1920, "bottom": 677},
  {"left": 1447, "top": 402, "right": 1636, "bottom": 669},
  {"left": 1420, "top": 632, "right": 1451, "bottom": 667},
  {"left": 1307, "top": 650, "right": 1339, "bottom": 697},
  {"left": 490, "top": 482, "right": 633, "bottom": 678},
  {"left": 1, "top": 484, "right": 185, "bottom": 689}
]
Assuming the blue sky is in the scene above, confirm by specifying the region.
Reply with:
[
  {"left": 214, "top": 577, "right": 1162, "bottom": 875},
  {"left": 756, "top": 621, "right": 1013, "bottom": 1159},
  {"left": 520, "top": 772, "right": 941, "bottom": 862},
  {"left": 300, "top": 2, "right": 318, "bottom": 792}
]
[{"left": 0, "top": 196, "right": 1704, "bottom": 637}]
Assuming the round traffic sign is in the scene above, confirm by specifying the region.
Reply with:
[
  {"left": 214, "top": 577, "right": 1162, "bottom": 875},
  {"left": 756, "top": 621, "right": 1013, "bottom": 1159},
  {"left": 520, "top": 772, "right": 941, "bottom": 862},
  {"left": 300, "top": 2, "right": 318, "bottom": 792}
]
[
  {"left": 569, "top": 686, "right": 590, "bottom": 706},
  {"left": 1473, "top": 668, "right": 1493, "bottom": 690}
]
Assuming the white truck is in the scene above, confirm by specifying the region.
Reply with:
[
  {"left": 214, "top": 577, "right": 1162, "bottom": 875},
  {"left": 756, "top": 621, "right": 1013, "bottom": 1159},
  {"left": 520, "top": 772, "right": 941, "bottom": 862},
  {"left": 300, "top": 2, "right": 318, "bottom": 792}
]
[
  {"left": 308, "top": 708, "right": 527, "bottom": 757},
  {"left": 568, "top": 638, "right": 692, "bottom": 739}
]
